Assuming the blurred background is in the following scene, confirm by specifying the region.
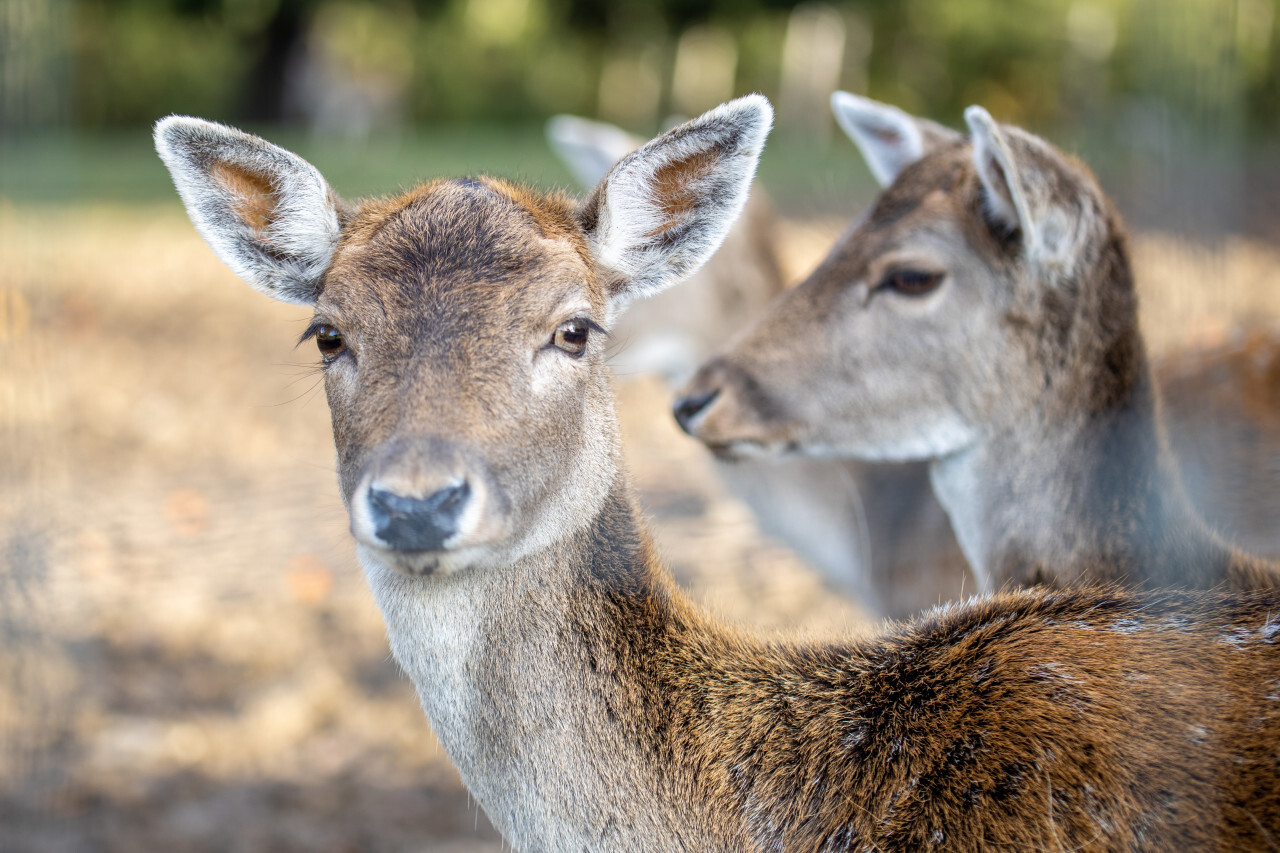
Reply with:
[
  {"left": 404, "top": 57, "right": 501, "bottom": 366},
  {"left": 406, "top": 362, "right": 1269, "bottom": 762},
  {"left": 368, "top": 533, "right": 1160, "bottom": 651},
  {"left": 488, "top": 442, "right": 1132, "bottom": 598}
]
[
  {"left": 4, "top": 0, "right": 1280, "bottom": 224},
  {"left": 2, "top": 1, "right": 1278, "bottom": 850}
]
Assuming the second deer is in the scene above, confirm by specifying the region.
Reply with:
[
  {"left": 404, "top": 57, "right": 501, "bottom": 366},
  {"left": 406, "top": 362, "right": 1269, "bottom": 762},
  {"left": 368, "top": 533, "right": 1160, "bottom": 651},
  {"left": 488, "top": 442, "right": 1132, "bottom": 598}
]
[{"left": 676, "top": 93, "right": 1280, "bottom": 595}]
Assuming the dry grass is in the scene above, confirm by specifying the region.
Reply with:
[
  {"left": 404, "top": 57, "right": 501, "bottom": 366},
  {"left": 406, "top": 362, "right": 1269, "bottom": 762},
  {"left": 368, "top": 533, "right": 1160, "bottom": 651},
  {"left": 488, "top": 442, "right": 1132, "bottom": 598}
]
[{"left": 1, "top": 203, "right": 1276, "bottom": 851}]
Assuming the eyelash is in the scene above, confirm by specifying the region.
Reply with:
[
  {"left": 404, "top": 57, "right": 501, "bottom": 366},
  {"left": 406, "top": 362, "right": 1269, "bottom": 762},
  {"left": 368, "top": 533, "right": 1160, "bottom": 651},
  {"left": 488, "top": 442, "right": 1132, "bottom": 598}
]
[
  {"left": 300, "top": 322, "right": 347, "bottom": 364},
  {"left": 876, "top": 269, "right": 945, "bottom": 297}
]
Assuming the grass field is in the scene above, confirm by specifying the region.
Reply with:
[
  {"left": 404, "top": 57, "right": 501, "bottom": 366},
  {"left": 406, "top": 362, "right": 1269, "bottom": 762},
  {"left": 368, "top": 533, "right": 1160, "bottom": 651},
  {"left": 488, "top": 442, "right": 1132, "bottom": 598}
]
[{"left": 1, "top": 143, "right": 1279, "bottom": 850}]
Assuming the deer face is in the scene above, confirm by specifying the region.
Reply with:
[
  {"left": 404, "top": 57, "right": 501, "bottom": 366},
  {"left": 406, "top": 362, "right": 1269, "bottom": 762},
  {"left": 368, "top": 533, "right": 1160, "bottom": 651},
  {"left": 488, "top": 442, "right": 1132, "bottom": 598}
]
[
  {"left": 155, "top": 97, "right": 771, "bottom": 577},
  {"left": 310, "top": 181, "right": 618, "bottom": 575},
  {"left": 676, "top": 94, "right": 1112, "bottom": 464}
]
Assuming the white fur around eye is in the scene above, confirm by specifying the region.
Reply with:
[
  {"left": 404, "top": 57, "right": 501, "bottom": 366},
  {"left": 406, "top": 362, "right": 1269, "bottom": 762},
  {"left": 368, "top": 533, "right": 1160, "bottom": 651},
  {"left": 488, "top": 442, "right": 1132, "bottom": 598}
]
[{"left": 531, "top": 326, "right": 594, "bottom": 395}]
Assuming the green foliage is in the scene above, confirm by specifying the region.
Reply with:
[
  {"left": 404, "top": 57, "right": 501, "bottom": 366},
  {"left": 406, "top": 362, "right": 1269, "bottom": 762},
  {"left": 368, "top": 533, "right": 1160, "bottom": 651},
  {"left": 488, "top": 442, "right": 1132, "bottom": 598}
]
[
  {"left": 1, "top": 0, "right": 1276, "bottom": 139},
  {"left": 73, "top": 0, "right": 246, "bottom": 126}
]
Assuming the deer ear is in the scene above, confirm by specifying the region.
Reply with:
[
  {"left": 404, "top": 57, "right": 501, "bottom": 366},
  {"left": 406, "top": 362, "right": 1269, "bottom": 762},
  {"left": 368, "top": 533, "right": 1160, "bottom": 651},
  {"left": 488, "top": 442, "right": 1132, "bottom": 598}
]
[
  {"left": 965, "top": 106, "right": 1095, "bottom": 268},
  {"left": 546, "top": 115, "right": 642, "bottom": 188},
  {"left": 578, "top": 94, "right": 772, "bottom": 311},
  {"left": 964, "top": 106, "right": 1036, "bottom": 240},
  {"left": 831, "top": 91, "right": 961, "bottom": 187},
  {"left": 154, "top": 116, "right": 343, "bottom": 306}
]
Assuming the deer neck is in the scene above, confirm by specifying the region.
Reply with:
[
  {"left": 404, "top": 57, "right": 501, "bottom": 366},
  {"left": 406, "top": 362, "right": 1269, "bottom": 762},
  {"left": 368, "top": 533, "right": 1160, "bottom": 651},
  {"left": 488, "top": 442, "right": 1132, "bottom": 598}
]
[
  {"left": 359, "top": 472, "right": 736, "bottom": 850},
  {"left": 363, "top": 464, "right": 964, "bottom": 850},
  {"left": 930, "top": 324, "right": 1226, "bottom": 591}
]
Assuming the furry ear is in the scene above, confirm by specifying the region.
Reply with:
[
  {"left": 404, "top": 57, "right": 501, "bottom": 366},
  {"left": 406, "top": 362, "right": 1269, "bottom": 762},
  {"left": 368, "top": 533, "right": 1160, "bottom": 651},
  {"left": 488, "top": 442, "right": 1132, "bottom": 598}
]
[
  {"left": 964, "top": 106, "right": 1037, "bottom": 243},
  {"left": 964, "top": 106, "right": 1097, "bottom": 269},
  {"left": 154, "top": 116, "right": 343, "bottom": 306},
  {"left": 546, "top": 115, "right": 642, "bottom": 188},
  {"left": 578, "top": 94, "right": 772, "bottom": 311},
  {"left": 831, "top": 91, "right": 961, "bottom": 187}
]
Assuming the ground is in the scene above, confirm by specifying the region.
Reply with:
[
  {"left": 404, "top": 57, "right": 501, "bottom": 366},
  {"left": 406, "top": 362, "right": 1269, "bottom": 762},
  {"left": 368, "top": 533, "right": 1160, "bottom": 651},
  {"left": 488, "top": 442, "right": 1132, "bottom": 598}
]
[{"left": 1, "top": 204, "right": 1277, "bottom": 851}]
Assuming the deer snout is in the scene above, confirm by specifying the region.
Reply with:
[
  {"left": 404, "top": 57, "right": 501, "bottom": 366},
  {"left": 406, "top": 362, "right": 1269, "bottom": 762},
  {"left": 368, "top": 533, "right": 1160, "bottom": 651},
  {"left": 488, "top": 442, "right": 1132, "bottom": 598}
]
[
  {"left": 673, "top": 388, "right": 720, "bottom": 435},
  {"left": 351, "top": 438, "right": 514, "bottom": 575},
  {"left": 674, "top": 358, "right": 741, "bottom": 442},
  {"left": 673, "top": 358, "right": 790, "bottom": 457},
  {"left": 367, "top": 482, "right": 471, "bottom": 552}
]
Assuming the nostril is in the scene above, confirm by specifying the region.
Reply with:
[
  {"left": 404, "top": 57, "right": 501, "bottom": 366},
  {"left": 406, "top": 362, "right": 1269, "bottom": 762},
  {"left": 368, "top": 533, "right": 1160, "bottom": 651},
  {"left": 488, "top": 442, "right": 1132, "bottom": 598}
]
[
  {"left": 672, "top": 388, "right": 720, "bottom": 435},
  {"left": 429, "top": 481, "right": 469, "bottom": 518},
  {"left": 367, "top": 481, "right": 472, "bottom": 551}
]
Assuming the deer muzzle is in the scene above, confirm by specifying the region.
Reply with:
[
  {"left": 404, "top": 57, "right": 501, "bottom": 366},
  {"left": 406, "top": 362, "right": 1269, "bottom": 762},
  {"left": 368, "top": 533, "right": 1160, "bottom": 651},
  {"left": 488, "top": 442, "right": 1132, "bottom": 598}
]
[
  {"left": 674, "top": 357, "right": 794, "bottom": 458},
  {"left": 349, "top": 437, "right": 511, "bottom": 575}
]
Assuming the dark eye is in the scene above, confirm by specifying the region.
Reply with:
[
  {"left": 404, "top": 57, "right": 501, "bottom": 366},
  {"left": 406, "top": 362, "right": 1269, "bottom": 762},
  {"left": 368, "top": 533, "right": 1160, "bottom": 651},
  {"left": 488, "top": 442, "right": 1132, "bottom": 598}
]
[
  {"left": 879, "top": 269, "right": 945, "bottom": 296},
  {"left": 552, "top": 321, "right": 590, "bottom": 357},
  {"left": 315, "top": 324, "right": 346, "bottom": 362}
]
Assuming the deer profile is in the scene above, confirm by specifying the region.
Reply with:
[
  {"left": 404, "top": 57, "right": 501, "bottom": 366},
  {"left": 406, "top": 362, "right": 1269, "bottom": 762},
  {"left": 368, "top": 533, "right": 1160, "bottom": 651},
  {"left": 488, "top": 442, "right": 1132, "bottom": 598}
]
[
  {"left": 676, "top": 93, "right": 1280, "bottom": 595},
  {"left": 157, "top": 98, "right": 1280, "bottom": 851}
]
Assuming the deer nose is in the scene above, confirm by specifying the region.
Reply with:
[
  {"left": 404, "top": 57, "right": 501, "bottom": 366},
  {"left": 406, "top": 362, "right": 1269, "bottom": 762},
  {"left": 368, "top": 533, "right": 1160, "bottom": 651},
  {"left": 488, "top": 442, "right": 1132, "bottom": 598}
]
[
  {"left": 367, "top": 482, "right": 471, "bottom": 551},
  {"left": 673, "top": 388, "right": 720, "bottom": 435}
]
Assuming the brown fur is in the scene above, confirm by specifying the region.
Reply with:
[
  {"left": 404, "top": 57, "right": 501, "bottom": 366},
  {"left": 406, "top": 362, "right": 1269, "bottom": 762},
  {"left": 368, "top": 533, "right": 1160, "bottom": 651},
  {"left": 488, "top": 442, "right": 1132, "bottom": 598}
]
[
  {"left": 210, "top": 162, "right": 278, "bottom": 233},
  {"left": 572, "top": 484, "right": 1280, "bottom": 851},
  {"left": 649, "top": 149, "right": 720, "bottom": 234}
]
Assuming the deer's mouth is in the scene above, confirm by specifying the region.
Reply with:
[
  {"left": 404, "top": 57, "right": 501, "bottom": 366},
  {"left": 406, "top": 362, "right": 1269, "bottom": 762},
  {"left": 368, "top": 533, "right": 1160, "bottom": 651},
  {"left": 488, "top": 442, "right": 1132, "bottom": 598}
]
[
  {"left": 384, "top": 549, "right": 443, "bottom": 577},
  {"left": 705, "top": 435, "right": 805, "bottom": 462},
  {"left": 357, "top": 539, "right": 511, "bottom": 579}
]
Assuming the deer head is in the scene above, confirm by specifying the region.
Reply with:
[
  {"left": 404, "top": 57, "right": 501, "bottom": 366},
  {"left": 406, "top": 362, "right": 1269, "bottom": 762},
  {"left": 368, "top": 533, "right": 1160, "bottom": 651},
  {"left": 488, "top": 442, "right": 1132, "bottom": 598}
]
[
  {"left": 676, "top": 92, "right": 1129, "bottom": 466},
  {"left": 155, "top": 96, "right": 772, "bottom": 580}
]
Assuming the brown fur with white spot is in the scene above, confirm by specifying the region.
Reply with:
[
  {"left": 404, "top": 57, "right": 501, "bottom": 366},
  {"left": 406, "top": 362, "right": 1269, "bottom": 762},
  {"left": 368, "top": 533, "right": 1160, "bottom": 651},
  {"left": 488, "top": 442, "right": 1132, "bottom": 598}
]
[{"left": 157, "top": 99, "right": 1280, "bottom": 850}]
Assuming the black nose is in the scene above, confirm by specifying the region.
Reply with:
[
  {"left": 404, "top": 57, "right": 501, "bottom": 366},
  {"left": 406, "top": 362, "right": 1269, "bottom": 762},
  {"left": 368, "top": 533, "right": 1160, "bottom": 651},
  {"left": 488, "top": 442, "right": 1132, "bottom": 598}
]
[
  {"left": 673, "top": 388, "right": 719, "bottom": 435},
  {"left": 368, "top": 482, "right": 471, "bottom": 551}
]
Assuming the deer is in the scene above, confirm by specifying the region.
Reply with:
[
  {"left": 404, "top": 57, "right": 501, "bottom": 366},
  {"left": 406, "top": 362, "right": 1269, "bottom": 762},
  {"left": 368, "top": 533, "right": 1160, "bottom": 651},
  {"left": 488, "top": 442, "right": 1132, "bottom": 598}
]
[
  {"left": 1160, "top": 329, "right": 1280, "bottom": 561},
  {"left": 156, "top": 96, "right": 1280, "bottom": 851},
  {"left": 674, "top": 92, "right": 1280, "bottom": 599}
]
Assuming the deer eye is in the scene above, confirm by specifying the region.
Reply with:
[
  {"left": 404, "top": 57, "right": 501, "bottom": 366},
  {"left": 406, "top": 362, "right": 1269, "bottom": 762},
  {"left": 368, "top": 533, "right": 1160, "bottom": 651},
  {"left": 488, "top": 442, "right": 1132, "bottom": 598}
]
[
  {"left": 552, "top": 320, "right": 590, "bottom": 357},
  {"left": 315, "top": 325, "right": 346, "bottom": 362},
  {"left": 878, "top": 269, "right": 945, "bottom": 297}
]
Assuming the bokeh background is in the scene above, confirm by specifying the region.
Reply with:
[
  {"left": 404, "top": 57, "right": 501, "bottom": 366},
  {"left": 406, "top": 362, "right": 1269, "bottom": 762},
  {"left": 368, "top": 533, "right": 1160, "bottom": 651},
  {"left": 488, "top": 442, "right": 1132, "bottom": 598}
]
[{"left": 2, "top": 1, "right": 1279, "bottom": 850}]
